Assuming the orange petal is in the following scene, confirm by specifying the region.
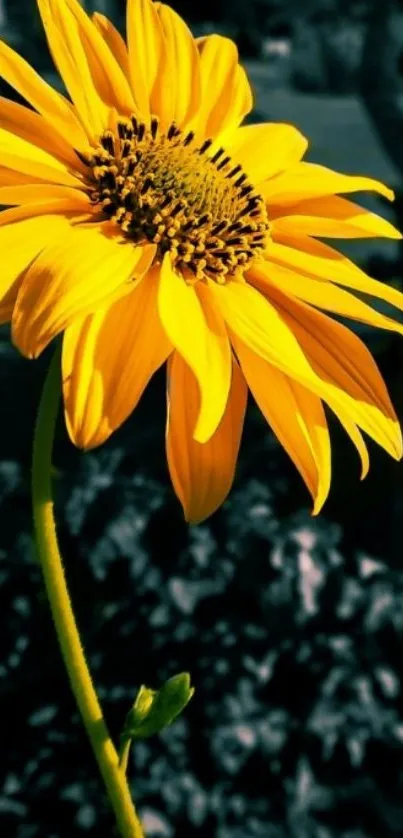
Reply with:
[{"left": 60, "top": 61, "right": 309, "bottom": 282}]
[
  {"left": 196, "top": 35, "right": 253, "bottom": 139},
  {"left": 331, "top": 409, "right": 369, "bottom": 480},
  {"left": 167, "top": 352, "right": 247, "bottom": 523},
  {"left": 209, "top": 278, "right": 325, "bottom": 386},
  {"left": 271, "top": 195, "right": 401, "bottom": 239},
  {"left": 0, "top": 128, "right": 83, "bottom": 187},
  {"left": 234, "top": 340, "right": 331, "bottom": 513},
  {"left": 12, "top": 226, "right": 155, "bottom": 358},
  {"left": 157, "top": 255, "right": 232, "bottom": 443},
  {"left": 226, "top": 123, "right": 308, "bottom": 184},
  {"left": 211, "top": 275, "right": 401, "bottom": 459},
  {"left": 92, "top": 12, "right": 130, "bottom": 78},
  {"left": 0, "top": 96, "right": 86, "bottom": 173},
  {"left": 249, "top": 269, "right": 402, "bottom": 460},
  {"left": 259, "top": 259, "right": 403, "bottom": 335},
  {"left": 0, "top": 166, "right": 40, "bottom": 187},
  {"left": 63, "top": 266, "right": 172, "bottom": 448}
]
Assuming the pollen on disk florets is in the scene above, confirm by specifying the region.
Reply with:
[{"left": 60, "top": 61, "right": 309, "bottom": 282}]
[{"left": 79, "top": 116, "right": 270, "bottom": 282}]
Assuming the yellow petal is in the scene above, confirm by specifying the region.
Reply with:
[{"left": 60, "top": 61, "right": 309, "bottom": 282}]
[
  {"left": 0, "top": 200, "right": 94, "bottom": 226},
  {"left": 248, "top": 270, "right": 402, "bottom": 459},
  {"left": 196, "top": 35, "right": 253, "bottom": 139},
  {"left": 0, "top": 184, "right": 90, "bottom": 206},
  {"left": 152, "top": 3, "right": 201, "bottom": 129},
  {"left": 0, "top": 151, "right": 79, "bottom": 188},
  {"left": 0, "top": 166, "right": 39, "bottom": 187},
  {"left": 63, "top": 266, "right": 172, "bottom": 448},
  {"left": 259, "top": 259, "right": 403, "bottom": 335},
  {"left": 211, "top": 276, "right": 401, "bottom": 459},
  {"left": 234, "top": 341, "right": 331, "bottom": 513},
  {"left": 0, "top": 38, "right": 86, "bottom": 148},
  {"left": 0, "top": 96, "right": 86, "bottom": 173},
  {"left": 269, "top": 233, "right": 403, "bottom": 314},
  {"left": 157, "top": 255, "right": 232, "bottom": 442},
  {"left": 37, "top": 0, "right": 108, "bottom": 138},
  {"left": 210, "top": 278, "right": 325, "bottom": 386},
  {"left": 226, "top": 123, "right": 308, "bottom": 184},
  {"left": 261, "top": 161, "right": 395, "bottom": 204},
  {"left": 126, "top": 0, "right": 164, "bottom": 120},
  {"left": 271, "top": 195, "right": 401, "bottom": 239},
  {"left": 92, "top": 12, "right": 130, "bottom": 78},
  {"left": 0, "top": 128, "right": 82, "bottom": 187},
  {"left": 64, "top": 0, "right": 135, "bottom": 115},
  {"left": 0, "top": 292, "right": 18, "bottom": 324},
  {"left": 12, "top": 226, "right": 155, "bottom": 358},
  {"left": 167, "top": 352, "right": 247, "bottom": 523},
  {"left": 0, "top": 214, "right": 72, "bottom": 321},
  {"left": 331, "top": 408, "right": 369, "bottom": 480},
  {"left": 259, "top": 235, "right": 375, "bottom": 485}
]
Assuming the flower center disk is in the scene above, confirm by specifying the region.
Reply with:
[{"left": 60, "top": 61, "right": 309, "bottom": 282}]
[{"left": 82, "top": 118, "right": 270, "bottom": 282}]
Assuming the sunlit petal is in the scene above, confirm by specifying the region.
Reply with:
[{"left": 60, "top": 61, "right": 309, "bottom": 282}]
[
  {"left": 0, "top": 38, "right": 86, "bottom": 147},
  {"left": 235, "top": 340, "right": 331, "bottom": 513},
  {"left": 227, "top": 123, "right": 308, "bottom": 183},
  {"left": 63, "top": 266, "right": 172, "bottom": 448},
  {"left": 271, "top": 195, "right": 401, "bottom": 239},
  {"left": 262, "top": 161, "right": 395, "bottom": 204},
  {"left": 269, "top": 233, "right": 403, "bottom": 313},
  {"left": 126, "top": 0, "right": 164, "bottom": 120},
  {"left": 167, "top": 352, "right": 247, "bottom": 523},
  {"left": 196, "top": 35, "right": 253, "bottom": 138},
  {"left": 158, "top": 255, "right": 231, "bottom": 442},
  {"left": 92, "top": 12, "right": 130, "bottom": 78},
  {"left": 13, "top": 228, "right": 155, "bottom": 358},
  {"left": 152, "top": 2, "right": 201, "bottom": 129},
  {"left": 259, "top": 259, "right": 403, "bottom": 335},
  {"left": 0, "top": 214, "right": 72, "bottom": 322}
]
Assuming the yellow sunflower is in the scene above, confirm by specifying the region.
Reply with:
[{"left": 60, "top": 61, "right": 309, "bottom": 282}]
[{"left": 0, "top": 0, "right": 402, "bottom": 522}]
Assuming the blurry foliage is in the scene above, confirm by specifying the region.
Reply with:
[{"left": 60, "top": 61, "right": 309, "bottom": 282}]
[
  {"left": 0, "top": 0, "right": 401, "bottom": 97},
  {"left": 0, "top": 0, "right": 391, "bottom": 65},
  {"left": 290, "top": 17, "right": 364, "bottom": 94},
  {"left": 0, "top": 332, "right": 403, "bottom": 836},
  {"left": 359, "top": 0, "right": 403, "bottom": 179}
]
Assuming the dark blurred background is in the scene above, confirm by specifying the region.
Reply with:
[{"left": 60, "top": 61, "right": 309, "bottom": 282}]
[{"left": 1, "top": 1, "right": 403, "bottom": 836}]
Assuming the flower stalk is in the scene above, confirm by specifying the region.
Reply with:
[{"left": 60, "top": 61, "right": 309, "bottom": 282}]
[{"left": 31, "top": 345, "right": 144, "bottom": 838}]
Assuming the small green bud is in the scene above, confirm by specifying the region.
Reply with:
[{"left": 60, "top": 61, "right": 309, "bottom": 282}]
[
  {"left": 123, "top": 673, "right": 194, "bottom": 740},
  {"left": 129, "top": 685, "right": 156, "bottom": 727}
]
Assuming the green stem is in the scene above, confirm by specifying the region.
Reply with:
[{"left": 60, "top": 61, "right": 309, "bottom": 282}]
[
  {"left": 32, "top": 345, "right": 144, "bottom": 838},
  {"left": 119, "top": 737, "right": 132, "bottom": 775}
]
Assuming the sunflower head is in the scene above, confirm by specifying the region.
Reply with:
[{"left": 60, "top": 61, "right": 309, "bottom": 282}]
[
  {"left": 82, "top": 116, "right": 270, "bottom": 282},
  {"left": 0, "top": 0, "right": 402, "bottom": 523}
]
